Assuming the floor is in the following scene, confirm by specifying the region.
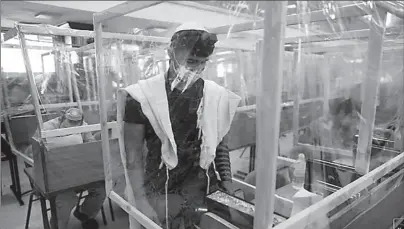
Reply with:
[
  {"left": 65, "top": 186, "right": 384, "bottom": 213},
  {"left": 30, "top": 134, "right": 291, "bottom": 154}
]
[{"left": 0, "top": 134, "right": 294, "bottom": 229}]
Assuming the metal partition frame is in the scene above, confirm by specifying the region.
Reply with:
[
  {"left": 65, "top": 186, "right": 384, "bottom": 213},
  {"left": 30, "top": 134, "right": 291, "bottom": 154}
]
[{"left": 93, "top": 1, "right": 404, "bottom": 229}]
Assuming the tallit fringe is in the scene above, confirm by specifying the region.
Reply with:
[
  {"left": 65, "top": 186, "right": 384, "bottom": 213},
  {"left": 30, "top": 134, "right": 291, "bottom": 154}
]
[
  {"left": 196, "top": 95, "right": 208, "bottom": 168},
  {"left": 165, "top": 166, "right": 169, "bottom": 229},
  {"left": 205, "top": 169, "right": 210, "bottom": 195},
  {"left": 197, "top": 93, "right": 220, "bottom": 194},
  {"left": 212, "top": 162, "right": 221, "bottom": 181},
  {"left": 196, "top": 97, "right": 204, "bottom": 140}
]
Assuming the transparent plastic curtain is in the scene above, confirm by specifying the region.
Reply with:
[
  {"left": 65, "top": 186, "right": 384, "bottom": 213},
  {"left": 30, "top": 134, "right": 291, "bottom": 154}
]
[
  {"left": 3, "top": 26, "right": 101, "bottom": 158},
  {"left": 100, "top": 35, "right": 171, "bottom": 206},
  {"left": 3, "top": 29, "right": 99, "bottom": 116},
  {"left": 1, "top": 34, "right": 36, "bottom": 116},
  {"left": 96, "top": 1, "right": 404, "bottom": 229},
  {"left": 94, "top": 2, "right": 267, "bottom": 229},
  {"left": 291, "top": 0, "right": 397, "bottom": 189},
  {"left": 1, "top": 32, "right": 54, "bottom": 155},
  {"left": 275, "top": 1, "right": 403, "bottom": 229},
  {"left": 201, "top": 1, "right": 402, "bottom": 229}
]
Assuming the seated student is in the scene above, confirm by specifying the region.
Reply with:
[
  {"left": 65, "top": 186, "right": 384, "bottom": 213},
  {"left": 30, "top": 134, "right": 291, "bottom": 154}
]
[
  {"left": 292, "top": 98, "right": 361, "bottom": 188},
  {"left": 25, "top": 108, "right": 95, "bottom": 157},
  {"left": 7, "top": 78, "right": 31, "bottom": 107},
  {"left": 25, "top": 108, "right": 105, "bottom": 229},
  {"left": 243, "top": 98, "right": 361, "bottom": 199}
]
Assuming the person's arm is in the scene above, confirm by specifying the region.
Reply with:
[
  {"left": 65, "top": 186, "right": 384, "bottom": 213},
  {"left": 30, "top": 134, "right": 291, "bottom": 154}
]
[
  {"left": 124, "top": 122, "right": 147, "bottom": 198},
  {"left": 33, "top": 118, "right": 59, "bottom": 138},
  {"left": 82, "top": 132, "right": 95, "bottom": 142},
  {"left": 80, "top": 121, "right": 96, "bottom": 142},
  {"left": 123, "top": 95, "right": 161, "bottom": 224},
  {"left": 123, "top": 95, "right": 148, "bottom": 199},
  {"left": 214, "top": 135, "right": 233, "bottom": 192}
]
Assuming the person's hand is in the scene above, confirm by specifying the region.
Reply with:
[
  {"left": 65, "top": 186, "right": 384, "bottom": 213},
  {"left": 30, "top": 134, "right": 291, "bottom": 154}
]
[
  {"left": 137, "top": 198, "right": 162, "bottom": 226},
  {"left": 221, "top": 180, "right": 236, "bottom": 195},
  {"left": 220, "top": 181, "right": 251, "bottom": 226}
]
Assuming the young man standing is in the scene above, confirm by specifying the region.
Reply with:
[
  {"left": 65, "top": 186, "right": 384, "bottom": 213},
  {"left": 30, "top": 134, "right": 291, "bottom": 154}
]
[{"left": 119, "top": 23, "right": 241, "bottom": 228}]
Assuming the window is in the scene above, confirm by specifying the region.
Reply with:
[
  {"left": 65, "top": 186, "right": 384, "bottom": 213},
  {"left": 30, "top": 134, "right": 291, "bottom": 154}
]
[
  {"left": 1, "top": 47, "right": 55, "bottom": 73},
  {"left": 217, "top": 62, "right": 226, "bottom": 78},
  {"left": 1, "top": 33, "right": 55, "bottom": 73},
  {"left": 227, "top": 63, "right": 233, "bottom": 73}
]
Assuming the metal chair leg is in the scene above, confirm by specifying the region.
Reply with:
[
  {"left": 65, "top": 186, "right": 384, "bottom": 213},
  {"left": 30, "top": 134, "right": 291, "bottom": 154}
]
[
  {"left": 108, "top": 198, "right": 115, "bottom": 222},
  {"left": 101, "top": 206, "right": 107, "bottom": 225},
  {"left": 25, "top": 192, "right": 35, "bottom": 229},
  {"left": 39, "top": 196, "right": 50, "bottom": 229},
  {"left": 49, "top": 197, "right": 59, "bottom": 229}
]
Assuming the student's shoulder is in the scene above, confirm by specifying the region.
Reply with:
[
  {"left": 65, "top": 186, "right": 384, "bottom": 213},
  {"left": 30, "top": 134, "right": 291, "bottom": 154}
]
[{"left": 43, "top": 117, "right": 60, "bottom": 130}]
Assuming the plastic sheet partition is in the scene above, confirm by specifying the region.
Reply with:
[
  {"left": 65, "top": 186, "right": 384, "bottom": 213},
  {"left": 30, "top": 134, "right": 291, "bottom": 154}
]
[
  {"left": 94, "top": 2, "right": 268, "bottom": 229},
  {"left": 1, "top": 25, "right": 104, "bottom": 163},
  {"left": 278, "top": 2, "right": 404, "bottom": 229},
  {"left": 93, "top": 1, "right": 404, "bottom": 229},
  {"left": 216, "top": 1, "right": 404, "bottom": 229},
  {"left": 2, "top": 26, "right": 100, "bottom": 117},
  {"left": 0, "top": 24, "right": 117, "bottom": 204}
]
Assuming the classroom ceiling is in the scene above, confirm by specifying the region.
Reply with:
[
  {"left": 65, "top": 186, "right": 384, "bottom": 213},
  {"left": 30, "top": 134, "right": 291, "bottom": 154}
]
[
  {"left": 0, "top": 0, "right": 313, "bottom": 48},
  {"left": 0, "top": 1, "right": 177, "bottom": 35},
  {"left": 1, "top": 1, "right": 336, "bottom": 35},
  {"left": 1, "top": 1, "right": 403, "bottom": 53}
]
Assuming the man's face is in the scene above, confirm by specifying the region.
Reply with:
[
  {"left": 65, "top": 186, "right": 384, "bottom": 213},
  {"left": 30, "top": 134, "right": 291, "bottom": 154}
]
[
  {"left": 60, "top": 119, "right": 82, "bottom": 129},
  {"left": 9, "top": 87, "right": 29, "bottom": 106},
  {"left": 170, "top": 48, "right": 208, "bottom": 90},
  {"left": 173, "top": 49, "right": 208, "bottom": 70},
  {"left": 334, "top": 112, "right": 358, "bottom": 147}
]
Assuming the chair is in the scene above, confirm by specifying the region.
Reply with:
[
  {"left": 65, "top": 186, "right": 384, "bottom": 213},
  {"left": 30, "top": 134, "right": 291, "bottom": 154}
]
[{"left": 24, "top": 167, "right": 113, "bottom": 229}]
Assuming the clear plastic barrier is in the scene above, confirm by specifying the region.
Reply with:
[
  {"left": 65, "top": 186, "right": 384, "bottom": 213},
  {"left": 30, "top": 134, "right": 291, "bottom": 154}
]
[
  {"left": 1, "top": 28, "right": 102, "bottom": 165},
  {"left": 94, "top": 1, "right": 404, "bottom": 229},
  {"left": 96, "top": 2, "right": 263, "bottom": 228}
]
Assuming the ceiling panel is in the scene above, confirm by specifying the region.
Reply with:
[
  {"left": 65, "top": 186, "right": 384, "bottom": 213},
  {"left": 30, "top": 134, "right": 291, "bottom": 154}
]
[
  {"left": 1, "top": 1, "right": 96, "bottom": 27},
  {"left": 25, "top": 1, "right": 125, "bottom": 12},
  {"left": 2, "top": 1, "right": 334, "bottom": 44},
  {"left": 127, "top": 2, "right": 250, "bottom": 28}
]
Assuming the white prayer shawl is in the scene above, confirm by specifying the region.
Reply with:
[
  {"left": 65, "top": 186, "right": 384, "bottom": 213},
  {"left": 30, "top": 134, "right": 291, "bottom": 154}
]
[{"left": 117, "top": 73, "right": 241, "bottom": 171}]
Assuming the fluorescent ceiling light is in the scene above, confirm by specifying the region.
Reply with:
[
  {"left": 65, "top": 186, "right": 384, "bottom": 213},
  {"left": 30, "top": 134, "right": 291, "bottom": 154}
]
[
  {"left": 27, "top": 1, "right": 126, "bottom": 12},
  {"left": 35, "top": 13, "right": 53, "bottom": 20},
  {"left": 288, "top": 4, "right": 297, "bottom": 9},
  {"left": 215, "top": 51, "right": 234, "bottom": 56},
  {"left": 146, "top": 27, "right": 168, "bottom": 33},
  {"left": 35, "top": 12, "right": 60, "bottom": 20},
  {"left": 386, "top": 13, "right": 393, "bottom": 27}
]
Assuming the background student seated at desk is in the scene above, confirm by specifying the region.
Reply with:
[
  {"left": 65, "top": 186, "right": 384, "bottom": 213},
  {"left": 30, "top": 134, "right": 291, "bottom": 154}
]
[
  {"left": 25, "top": 108, "right": 105, "bottom": 229},
  {"left": 243, "top": 98, "right": 361, "bottom": 201}
]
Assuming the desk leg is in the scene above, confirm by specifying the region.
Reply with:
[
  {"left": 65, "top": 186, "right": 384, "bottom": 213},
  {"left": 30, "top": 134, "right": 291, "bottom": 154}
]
[
  {"left": 108, "top": 198, "right": 115, "bottom": 221},
  {"left": 249, "top": 145, "right": 256, "bottom": 173},
  {"left": 50, "top": 197, "right": 59, "bottom": 229},
  {"left": 40, "top": 196, "right": 51, "bottom": 229},
  {"left": 9, "top": 154, "right": 24, "bottom": 205}
]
